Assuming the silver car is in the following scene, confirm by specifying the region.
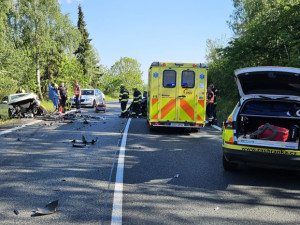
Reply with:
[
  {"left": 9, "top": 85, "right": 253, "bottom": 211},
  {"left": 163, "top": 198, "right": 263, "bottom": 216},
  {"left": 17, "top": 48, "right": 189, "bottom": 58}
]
[
  {"left": 70, "top": 89, "right": 104, "bottom": 108},
  {"left": 0, "top": 93, "right": 47, "bottom": 118}
]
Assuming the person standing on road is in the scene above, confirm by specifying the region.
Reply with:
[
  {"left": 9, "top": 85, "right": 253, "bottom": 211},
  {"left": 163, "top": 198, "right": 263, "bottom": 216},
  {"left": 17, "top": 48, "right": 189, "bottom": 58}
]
[
  {"left": 132, "top": 86, "right": 142, "bottom": 118},
  {"left": 206, "top": 86, "right": 215, "bottom": 126},
  {"left": 119, "top": 84, "right": 129, "bottom": 118},
  {"left": 74, "top": 80, "right": 81, "bottom": 113},
  {"left": 210, "top": 83, "right": 218, "bottom": 125},
  {"left": 58, "top": 82, "right": 68, "bottom": 113},
  {"left": 48, "top": 83, "right": 59, "bottom": 110}
]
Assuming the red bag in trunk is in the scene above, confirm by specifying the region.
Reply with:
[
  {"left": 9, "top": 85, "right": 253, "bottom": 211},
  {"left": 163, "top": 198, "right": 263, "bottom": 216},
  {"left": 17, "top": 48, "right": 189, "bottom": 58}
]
[{"left": 257, "top": 124, "right": 289, "bottom": 142}]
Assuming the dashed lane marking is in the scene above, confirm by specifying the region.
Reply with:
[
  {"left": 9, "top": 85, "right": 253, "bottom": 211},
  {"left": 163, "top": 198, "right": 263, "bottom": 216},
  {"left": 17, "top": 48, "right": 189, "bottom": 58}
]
[{"left": 111, "top": 118, "right": 132, "bottom": 225}]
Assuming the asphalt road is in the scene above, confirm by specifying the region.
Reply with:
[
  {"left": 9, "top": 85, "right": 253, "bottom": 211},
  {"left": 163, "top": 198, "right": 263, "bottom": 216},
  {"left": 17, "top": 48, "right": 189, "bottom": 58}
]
[{"left": 0, "top": 102, "right": 300, "bottom": 225}]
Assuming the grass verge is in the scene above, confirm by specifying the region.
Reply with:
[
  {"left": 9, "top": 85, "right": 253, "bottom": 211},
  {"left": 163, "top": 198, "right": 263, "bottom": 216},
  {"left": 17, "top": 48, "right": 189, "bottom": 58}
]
[
  {"left": 40, "top": 100, "right": 56, "bottom": 113},
  {"left": 0, "top": 118, "right": 19, "bottom": 125},
  {"left": 105, "top": 94, "right": 119, "bottom": 102}
]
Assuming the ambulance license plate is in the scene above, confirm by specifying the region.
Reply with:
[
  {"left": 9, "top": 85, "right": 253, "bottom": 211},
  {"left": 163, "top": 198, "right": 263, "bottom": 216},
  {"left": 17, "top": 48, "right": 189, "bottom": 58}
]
[{"left": 170, "top": 123, "right": 185, "bottom": 127}]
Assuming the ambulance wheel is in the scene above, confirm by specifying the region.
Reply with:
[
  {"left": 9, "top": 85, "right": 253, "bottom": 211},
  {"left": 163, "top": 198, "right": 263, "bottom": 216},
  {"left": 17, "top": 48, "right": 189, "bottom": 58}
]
[
  {"left": 223, "top": 154, "right": 238, "bottom": 171},
  {"left": 190, "top": 128, "right": 200, "bottom": 133},
  {"left": 149, "top": 125, "right": 155, "bottom": 131}
]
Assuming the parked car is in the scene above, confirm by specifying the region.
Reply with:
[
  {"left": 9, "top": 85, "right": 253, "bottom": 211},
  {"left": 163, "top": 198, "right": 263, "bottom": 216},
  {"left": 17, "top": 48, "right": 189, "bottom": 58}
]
[
  {"left": 70, "top": 89, "right": 104, "bottom": 108},
  {"left": 0, "top": 93, "right": 47, "bottom": 118},
  {"left": 222, "top": 66, "right": 300, "bottom": 171}
]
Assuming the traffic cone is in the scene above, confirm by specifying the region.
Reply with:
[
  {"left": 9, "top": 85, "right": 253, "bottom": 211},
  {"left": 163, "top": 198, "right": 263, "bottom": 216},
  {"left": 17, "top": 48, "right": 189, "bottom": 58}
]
[{"left": 59, "top": 106, "right": 63, "bottom": 114}]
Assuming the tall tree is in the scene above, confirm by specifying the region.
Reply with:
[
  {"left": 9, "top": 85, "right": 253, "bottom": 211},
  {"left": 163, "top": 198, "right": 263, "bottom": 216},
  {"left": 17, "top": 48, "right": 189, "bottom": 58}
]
[
  {"left": 75, "top": 4, "right": 91, "bottom": 75},
  {"left": 9, "top": 0, "right": 81, "bottom": 99}
]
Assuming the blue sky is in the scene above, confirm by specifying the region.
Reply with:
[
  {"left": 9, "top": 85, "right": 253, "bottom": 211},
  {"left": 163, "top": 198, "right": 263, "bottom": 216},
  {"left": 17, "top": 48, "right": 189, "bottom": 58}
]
[{"left": 59, "top": 0, "right": 234, "bottom": 82}]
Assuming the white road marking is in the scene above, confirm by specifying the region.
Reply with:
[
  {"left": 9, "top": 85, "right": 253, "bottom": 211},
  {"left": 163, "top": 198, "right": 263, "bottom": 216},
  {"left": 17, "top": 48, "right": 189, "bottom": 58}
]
[
  {"left": 111, "top": 118, "right": 131, "bottom": 225},
  {"left": 212, "top": 124, "right": 222, "bottom": 131},
  {"left": 0, "top": 120, "right": 41, "bottom": 136}
]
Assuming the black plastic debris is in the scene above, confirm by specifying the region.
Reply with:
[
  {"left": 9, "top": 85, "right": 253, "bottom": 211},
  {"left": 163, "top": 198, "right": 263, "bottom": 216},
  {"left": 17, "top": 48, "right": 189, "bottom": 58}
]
[
  {"left": 14, "top": 209, "right": 19, "bottom": 215},
  {"left": 72, "top": 143, "right": 86, "bottom": 148},
  {"left": 17, "top": 138, "right": 21, "bottom": 141},
  {"left": 32, "top": 200, "right": 58, "bottom": 216},
  {"left": 83, "top": 119, "right": 89, "bottom": 124},
  {"left": 82, "top": 136, "right": 98, "bottom": 145}
]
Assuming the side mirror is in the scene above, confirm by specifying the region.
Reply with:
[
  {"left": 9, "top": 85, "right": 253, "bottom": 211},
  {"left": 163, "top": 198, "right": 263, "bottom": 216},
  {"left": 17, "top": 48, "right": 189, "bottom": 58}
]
[{"left": 2, "top": 101, "right": 8, "bottom": 104}]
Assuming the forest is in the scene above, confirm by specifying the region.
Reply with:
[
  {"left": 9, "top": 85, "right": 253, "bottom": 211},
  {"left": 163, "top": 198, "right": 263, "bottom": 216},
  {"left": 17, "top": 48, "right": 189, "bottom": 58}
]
[
  {"left": 206, "top": 0, "right": 300, "bottom": 120},
  {"left": 0, "top": 0, "right": 144, "bottom": 100}
]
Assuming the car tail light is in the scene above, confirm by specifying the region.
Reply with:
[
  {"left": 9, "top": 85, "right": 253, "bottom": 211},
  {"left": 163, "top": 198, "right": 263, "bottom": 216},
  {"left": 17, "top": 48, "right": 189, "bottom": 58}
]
[{"left": 224, "top": 120, "right": 233, "bottom": 129}]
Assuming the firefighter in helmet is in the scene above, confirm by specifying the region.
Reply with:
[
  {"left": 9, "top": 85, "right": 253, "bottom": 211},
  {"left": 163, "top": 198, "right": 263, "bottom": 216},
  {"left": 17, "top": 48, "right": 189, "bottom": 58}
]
[
  {"left": 132, "top": 86, "right": 142, "bottom": 118},
  {"left": 119, "top": 84, "right": 129, "bottom": 118}
]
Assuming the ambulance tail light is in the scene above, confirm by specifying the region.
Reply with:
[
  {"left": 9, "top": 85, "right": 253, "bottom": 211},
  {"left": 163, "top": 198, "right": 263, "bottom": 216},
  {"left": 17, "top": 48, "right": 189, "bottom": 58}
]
[{"left": 224, "top": 120, "right": 233, "bottom": 129}]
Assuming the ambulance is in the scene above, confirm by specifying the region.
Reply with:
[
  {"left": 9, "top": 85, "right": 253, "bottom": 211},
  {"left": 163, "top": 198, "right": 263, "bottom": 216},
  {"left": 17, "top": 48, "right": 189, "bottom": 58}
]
[{"left": 147, "top": 62, "right": 208, "bottom": 130}]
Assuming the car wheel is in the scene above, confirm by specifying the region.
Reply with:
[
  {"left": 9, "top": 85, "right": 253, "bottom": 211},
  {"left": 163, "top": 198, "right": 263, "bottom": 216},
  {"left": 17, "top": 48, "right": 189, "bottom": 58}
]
[
  {"left": 223, "top": 154, "right": 238, "bottom": 171},
  {"left": 92, "top": 100, "right": 96, "bottom": 108}
]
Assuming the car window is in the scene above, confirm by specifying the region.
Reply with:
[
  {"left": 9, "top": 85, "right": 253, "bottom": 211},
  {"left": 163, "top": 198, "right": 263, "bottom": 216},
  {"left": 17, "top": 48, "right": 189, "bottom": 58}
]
[
  {"left": 163, "top": 70, "right": 176, "bottom": 88},
  {"left": 81, "top": 90, "right": 94, "bottom": 95},
  {"left": 181, "top": 70, "right": 195, "bottom": 88}
]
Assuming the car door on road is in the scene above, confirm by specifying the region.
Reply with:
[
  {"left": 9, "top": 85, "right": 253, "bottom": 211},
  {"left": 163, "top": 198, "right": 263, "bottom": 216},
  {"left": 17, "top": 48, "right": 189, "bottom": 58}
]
[{"left": 0, "top": 96, "right": 10, "bottom": 118}]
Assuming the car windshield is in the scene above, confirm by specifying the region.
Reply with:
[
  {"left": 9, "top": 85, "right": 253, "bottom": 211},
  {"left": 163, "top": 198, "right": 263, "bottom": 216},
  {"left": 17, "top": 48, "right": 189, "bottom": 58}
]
[
  {"left": 11, "top": 94, "right": 28, "bottom": 100},
  {"left": 82, "top": 90, "right": 94, "bottom": 95}
]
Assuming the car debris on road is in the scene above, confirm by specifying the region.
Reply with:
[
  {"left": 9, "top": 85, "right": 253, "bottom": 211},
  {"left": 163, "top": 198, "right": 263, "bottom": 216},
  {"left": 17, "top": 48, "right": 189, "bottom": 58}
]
[{"left": 32, "top": 200, "right": 58, "bottom": 216}]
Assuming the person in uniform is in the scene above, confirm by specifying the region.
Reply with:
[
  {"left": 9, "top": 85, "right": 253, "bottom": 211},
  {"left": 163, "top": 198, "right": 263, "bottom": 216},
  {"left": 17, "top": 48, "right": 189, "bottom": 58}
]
[
  {"left": 210, "top": 83, "right": 218, "bottom": 124},
  {"left": 132, "top": 86, "right": 142, "bottom": 118},
  {"left": 206, "top": 86, "right": 215, "bottom": 126},
  {"left": 119, "top": 84, "right": 129, "bottom": 118}
]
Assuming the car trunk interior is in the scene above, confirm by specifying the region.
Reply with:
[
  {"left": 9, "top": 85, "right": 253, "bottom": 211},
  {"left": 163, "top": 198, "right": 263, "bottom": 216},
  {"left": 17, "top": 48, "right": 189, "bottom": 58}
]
[{"left": 236, "top": 100, "right": 300, "bottom": 149}]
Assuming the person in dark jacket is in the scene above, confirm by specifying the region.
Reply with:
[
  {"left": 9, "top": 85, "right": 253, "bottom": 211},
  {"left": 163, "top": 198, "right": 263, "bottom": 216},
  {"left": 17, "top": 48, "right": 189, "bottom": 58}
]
[
  {"left": 132, "top": 86, "right": 142, "bottom": 118},
  {"left": 206, "top": 86, "right": 215, "bottom": 126},
  {"left": 58, "top": 82, "right": 68, "bottom": 113},
  {"left": 119, "top": 84, "right": 129, "bottom": 118}
]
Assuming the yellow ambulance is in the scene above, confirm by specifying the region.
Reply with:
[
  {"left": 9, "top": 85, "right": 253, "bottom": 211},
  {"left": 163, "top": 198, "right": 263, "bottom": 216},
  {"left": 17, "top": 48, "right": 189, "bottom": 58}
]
[{"left": 147, "top": 62, "right": 208, "bottom": 130}]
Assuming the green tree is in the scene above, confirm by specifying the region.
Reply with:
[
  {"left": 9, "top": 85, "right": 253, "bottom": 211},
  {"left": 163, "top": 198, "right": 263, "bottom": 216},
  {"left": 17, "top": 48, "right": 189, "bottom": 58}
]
[
  {"left": 110, "top": 57, "right": 144, "bottom": 94},
  {"left": 75, "top": 4, "right": 91, "bottom": 75},
  {"left": 8, "top": 0, "right": 81, "bottom": 99},
  {"left": 206, "top": 0, "right": 300, "bottom": 120}
]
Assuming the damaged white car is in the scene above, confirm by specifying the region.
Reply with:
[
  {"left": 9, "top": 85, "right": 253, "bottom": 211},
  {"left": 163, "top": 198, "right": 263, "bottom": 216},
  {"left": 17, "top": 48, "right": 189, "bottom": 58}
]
[{"left": 0, "top": 93, "right": 47, "bottom": 118}]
